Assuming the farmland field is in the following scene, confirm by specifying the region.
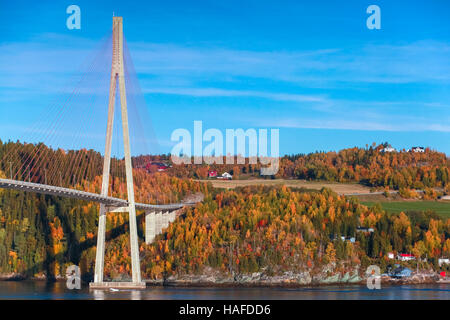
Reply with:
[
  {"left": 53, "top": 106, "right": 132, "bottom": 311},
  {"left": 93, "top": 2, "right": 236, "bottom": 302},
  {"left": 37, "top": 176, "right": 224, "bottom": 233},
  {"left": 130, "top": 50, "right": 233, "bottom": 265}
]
[
  {"left": 198, "top": 178, "right": 371, "bottom": 195},
  {"left": 360, "top": 200, "right": 450, "bottom": 218}
]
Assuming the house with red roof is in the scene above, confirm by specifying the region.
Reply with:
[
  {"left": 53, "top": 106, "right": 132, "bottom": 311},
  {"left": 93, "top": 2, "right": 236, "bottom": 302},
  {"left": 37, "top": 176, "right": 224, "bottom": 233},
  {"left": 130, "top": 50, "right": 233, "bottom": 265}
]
[
  {"left": 208, "top": 170, "right": 218, "bottom": 178},
  {"left": 397, "top": 253, "right": 415, "bottom": 261}
]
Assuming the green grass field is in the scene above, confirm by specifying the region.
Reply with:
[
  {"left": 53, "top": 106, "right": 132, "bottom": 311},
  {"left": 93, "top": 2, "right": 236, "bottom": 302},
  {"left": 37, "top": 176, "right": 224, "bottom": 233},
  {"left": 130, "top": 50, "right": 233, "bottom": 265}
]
[{"left": 360, "top": 201, "right": 450, "bottom": 218}]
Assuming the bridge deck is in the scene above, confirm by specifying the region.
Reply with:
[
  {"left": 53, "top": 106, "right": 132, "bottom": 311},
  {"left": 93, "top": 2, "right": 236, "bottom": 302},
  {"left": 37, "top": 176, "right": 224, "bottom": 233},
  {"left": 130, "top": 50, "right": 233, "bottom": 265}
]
[{"left": 0, "top": 178, "right": 192, "bottom": 211}]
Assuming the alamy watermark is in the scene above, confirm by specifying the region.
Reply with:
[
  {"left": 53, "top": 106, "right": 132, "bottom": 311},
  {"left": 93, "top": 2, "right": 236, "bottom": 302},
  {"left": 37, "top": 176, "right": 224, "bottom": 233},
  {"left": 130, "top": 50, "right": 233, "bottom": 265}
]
[
  {"left": 66, "top": 264, "right": 81, "bottom": 289},
  {"left": 366, "top": 5, "right": 381, "bottom": 30},
  {"left": 366, "top": 265, "right": 381, "bottom": 290},
  {"left": 66, "top": 5, "right": 81, "bottom": 30},
  {"left": 170, "top": 121, "right": 280, "bottom": 175}
]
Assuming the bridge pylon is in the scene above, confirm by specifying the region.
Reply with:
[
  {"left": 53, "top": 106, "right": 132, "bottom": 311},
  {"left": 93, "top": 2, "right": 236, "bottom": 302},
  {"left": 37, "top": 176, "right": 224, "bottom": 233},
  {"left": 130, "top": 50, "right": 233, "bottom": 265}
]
[{"left": 90, "top": 17, "right": 145, "bottom": 289}]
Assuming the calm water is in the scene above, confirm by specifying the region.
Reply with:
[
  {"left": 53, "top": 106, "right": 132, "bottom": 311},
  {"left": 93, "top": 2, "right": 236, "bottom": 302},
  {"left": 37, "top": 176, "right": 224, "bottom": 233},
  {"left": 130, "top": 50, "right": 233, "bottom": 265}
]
[{"left": 0, "top": 281, "right": 449, "bottom": 300}]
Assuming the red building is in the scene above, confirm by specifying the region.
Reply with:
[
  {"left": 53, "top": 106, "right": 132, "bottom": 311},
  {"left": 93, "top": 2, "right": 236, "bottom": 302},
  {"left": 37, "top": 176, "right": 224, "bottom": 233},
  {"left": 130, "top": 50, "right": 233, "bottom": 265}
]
[
  {"left": 145, "top": 162, "right": 169, "bottom": 172},
  {"left": 208, "top": 170, "right": 218, "bottom": 178}
]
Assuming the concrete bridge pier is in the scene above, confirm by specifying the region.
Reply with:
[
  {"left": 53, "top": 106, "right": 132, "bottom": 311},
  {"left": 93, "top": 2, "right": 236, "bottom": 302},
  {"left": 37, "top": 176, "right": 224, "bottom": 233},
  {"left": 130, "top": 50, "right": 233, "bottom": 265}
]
[
  {"left": 155, "top": 211, "right": 162, "bottom": 234},
  {"left": 162, "top": 211, "right": 169, "bottom": 229},
  {"left": 169, "top": 210, "right": 176, "bottom": 223},
  {"left": 145, "top": 211, "right": 156, "bottom": 244}
]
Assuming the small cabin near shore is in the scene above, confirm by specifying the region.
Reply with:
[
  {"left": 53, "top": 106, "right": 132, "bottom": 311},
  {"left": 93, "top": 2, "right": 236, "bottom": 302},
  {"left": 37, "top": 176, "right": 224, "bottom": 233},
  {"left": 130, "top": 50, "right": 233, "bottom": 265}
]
[
  {"left": 356, "top": 227, "right": 374, "bottom": 233},
  {"left": 439, "top": 258, "right": 450, "bottom": 267},
  {"left": 397, "top": 253, "right": 415, "bottom": 261},
  {"left": 389, "top": 265, "right": 412, "bottom": 278}
]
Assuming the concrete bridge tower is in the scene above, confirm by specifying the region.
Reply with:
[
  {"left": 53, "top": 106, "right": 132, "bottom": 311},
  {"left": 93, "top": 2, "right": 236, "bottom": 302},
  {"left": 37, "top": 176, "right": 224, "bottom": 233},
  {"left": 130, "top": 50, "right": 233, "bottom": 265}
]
[{"left": 90, "top": 17, "right": 145, "bottom": 289}]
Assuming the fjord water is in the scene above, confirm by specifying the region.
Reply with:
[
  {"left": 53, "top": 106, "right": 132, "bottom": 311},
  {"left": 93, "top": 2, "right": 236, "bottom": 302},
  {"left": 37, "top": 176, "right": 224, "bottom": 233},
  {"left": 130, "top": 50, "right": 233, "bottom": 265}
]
[{"left": 0, "top": 281, "right": 449, "bottom": 300}]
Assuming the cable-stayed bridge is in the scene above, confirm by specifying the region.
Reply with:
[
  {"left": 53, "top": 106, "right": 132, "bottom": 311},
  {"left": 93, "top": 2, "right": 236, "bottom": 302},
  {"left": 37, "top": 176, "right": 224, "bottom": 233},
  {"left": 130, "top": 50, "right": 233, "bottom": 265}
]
[
  {"left": 0, "top": 17, "right": 194, "bottom": 289},
  {"left": 0, "top": 178, "right": 193, "bottom": 211},
  {"left": 0, "top": 175, "right": 190, "bottom": 289}
]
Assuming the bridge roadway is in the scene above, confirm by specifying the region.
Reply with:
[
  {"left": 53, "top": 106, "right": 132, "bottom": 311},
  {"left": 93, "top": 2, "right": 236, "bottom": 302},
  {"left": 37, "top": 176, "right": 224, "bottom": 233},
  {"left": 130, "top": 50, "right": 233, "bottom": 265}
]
[{"left": 0, "top": 178, "right": 192, "bottom": 210}]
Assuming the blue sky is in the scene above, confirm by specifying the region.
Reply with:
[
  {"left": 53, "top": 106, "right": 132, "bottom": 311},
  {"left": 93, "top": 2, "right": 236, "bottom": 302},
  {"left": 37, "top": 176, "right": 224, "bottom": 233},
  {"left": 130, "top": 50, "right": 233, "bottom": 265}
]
[{"left": 0, "top": 0, "right": 449, "bottom": 156}]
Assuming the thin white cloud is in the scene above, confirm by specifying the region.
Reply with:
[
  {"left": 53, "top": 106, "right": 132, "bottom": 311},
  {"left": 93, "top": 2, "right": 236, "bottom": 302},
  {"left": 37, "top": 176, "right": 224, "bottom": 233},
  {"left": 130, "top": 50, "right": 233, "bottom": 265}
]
[
  {"left": 127, "top": 40, "right": 450, "bottom": 85},
  {"left": 255, "top": 118, "right": 450, "bottom": 133},
  {"left": 142, "top": 87, "right": 326, "bottom": 103}
]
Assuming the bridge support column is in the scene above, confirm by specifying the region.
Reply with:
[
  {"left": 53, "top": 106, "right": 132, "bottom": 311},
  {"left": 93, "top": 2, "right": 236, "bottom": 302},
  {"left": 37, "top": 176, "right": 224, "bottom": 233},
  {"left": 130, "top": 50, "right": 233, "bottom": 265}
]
[
  {"left": 169, "top": 210, "right": 176, "bottom": 223},
  {"left": 162, "top": 211, "right": 169, "bottom": 229},
  {"left": 145, "top": 211, "right": 156, "bottom": 244},
  {"left": 94, "top": 204, "right": 107, "bottom": 283},
  {"left": 155, "top": 211, "right": 162, "bottom": 235}
]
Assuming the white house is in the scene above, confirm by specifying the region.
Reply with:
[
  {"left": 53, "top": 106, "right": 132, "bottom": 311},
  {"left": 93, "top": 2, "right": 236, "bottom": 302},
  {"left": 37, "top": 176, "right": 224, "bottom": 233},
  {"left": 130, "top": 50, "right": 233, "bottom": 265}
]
[
  {"left": 439, "top": 258, "right": 450, "bottom": 267},
  {"left": 356, "top": 227, "right": 374, "bottom": 233},
  {"left": 382, "top": 147, "right": 396, "bottom": 153},
  {"left": 411, "top": 146, "right": 425, "bottom": 153},
  {"left": 397, "top": 253, "right": 415, "bottom": 261},
  {"left": 221, "top": 172, "right": 232, "bottom": 180}
]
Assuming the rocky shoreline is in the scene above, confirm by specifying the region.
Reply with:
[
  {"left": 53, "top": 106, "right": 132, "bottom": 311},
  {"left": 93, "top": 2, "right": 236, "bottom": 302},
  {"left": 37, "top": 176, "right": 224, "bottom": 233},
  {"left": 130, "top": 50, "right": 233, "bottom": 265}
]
[
  {"left": 0, "top": 273, "right": 64, "bottom": 281},
  {"left": 0, "top": 270, "right": 443, "bottom": 287},
  {"left": 144, "top": 270, "right": 442, "bottom": 287}
]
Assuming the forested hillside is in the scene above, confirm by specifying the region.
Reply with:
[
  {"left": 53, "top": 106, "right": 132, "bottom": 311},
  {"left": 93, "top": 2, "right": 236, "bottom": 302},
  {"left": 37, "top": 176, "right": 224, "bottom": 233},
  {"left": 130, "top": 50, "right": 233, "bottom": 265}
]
[
  {"left": 161, "top": 143, "right": 450, "bottom": 191},
  {"left": 142, "top": 186, "right": 450, "bottom": 280},
  {"left": 0, "top": 140, "right": 449, "bottom": 281}
]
